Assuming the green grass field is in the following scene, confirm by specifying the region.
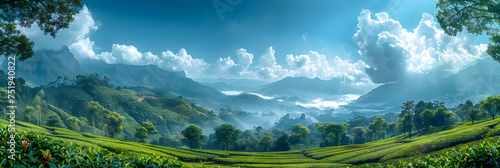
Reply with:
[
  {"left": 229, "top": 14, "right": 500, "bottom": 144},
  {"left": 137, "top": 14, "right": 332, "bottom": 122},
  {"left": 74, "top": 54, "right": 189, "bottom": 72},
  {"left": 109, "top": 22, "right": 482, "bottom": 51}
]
[{"left": 2, "top": 117, "right": 500, "bottom": 167}]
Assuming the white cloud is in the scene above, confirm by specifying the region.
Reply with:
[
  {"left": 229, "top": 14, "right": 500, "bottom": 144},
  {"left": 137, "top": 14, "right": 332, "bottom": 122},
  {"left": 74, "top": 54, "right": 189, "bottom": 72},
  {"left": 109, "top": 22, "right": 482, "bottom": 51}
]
[
  {"left": 159, "top": 49, "right": 208, "bottom": 76},
  {"left": 256, "top": 46, "right": 289, "bottom": 80},
  {"left": 353, "top": 9, "right": 488, "bottom": 83},
  {"left": 286, "top": 51, "right": 369, "bottom": 81},
  {"left": 19, "top": 5, "right": 98, "bottom": 61}
]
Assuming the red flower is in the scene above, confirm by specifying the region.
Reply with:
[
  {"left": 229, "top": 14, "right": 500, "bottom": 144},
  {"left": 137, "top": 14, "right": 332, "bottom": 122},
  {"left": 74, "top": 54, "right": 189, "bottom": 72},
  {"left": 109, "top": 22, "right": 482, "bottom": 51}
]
[
  {"left": 22, "top": 140, "right": 29, "bottom": 148},
  {"left": 42, "top": 153, "right": 52, "bottom": 164}
]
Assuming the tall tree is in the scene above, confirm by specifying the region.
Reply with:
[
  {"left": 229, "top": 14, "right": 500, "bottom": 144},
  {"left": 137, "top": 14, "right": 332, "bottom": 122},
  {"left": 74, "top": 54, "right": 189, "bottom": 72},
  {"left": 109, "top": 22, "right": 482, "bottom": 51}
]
[
  {"left": 371, "top": 116, "right": 387, "bottom": 140},
  {"left": 273, "top": 134, "right": 291, "bottom": 151},
  {"left": 291, "top": 124, "right": 310, "bottom": 149},
  {"left": 106, "top": 112, "right": 124, "bottom": 139},
  {"left": 0, "top": 0, "right": 83, "bottom": 60},
  {"left": 351, "top": 127, "right": 366, "bottom": 144},
  {"left": 387, "top": 123, "right": 397, "bottom": 137},
  {"left": 401, "top": 100, "right": 416, "bottom": 139},
  {"left": 288, "top": 134, "right": 301, "bottom": 150},
  {"left": 66, "top": 117, "right": 80, "bottom": 132},
  {"left": 323, "top": 122, "right": 346, "bottom": 146},
  {"left": 87, "top": 101, "right": 104, "bottom": 134},
  {"left": 259, "top": 135, "right": 274, "bottom": 152},
  {"left": 46, "top": 114, "right": 61, "bottom": 127},
  {"left": 142, "top": 121, "right": 159, "bottom": 142},
  {"left": 33, "top": 90, "right": 45, "bottom": 126},
  {"left": 436, "top": 0, "right": 500, "bottom": 63},
  {"left": 214, "top": 123, "right": 240, "bottom": 151},
  {"left": 135, "top": 127, "right": 149, "bottom": 143},
  {"left": 182, "top": 124, "right": 206, "bottom": 149},
  {"left": 23, "top": 106, "right": 35, "bottom": 123},
  {"left": 419, "top": 109, "right": 435, "bottom": 131},
  {"left": 463, "top": 107, "right": 486, "bottom": 124},
  {"left": 314, "top": 122, "right": 327, "bottom": 147},
  {"left": 434, "top": 107, "right": 455, "bottom": 126},
  {"left": 480, "top": 95, "right": 500, "bottom": 119}
]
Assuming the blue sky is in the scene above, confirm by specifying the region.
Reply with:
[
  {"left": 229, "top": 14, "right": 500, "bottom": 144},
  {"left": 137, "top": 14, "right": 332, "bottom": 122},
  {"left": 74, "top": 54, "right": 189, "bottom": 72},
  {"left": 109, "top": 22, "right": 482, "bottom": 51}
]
[
  {"left": 83, "top": 0, "right": 437, "bottom": 64},
  {"left": 19, "top": 0, "right": 491, "bottom": 83}
]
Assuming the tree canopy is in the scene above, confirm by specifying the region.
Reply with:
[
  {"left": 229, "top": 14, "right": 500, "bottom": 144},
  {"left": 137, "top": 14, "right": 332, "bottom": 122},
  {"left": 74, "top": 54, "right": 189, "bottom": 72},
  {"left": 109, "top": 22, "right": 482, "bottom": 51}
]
[
  {"left": 182, "top": 124, "right": 206, "bottom": 149},
  {"left": 436, "top": 0, "right": 500, "bottom": 63},
  {"left": 0, "top": 0, "right": 83, "bottom": 60},
  {"left": 214, "top": 123, "right": 240, "bottom": 151}
]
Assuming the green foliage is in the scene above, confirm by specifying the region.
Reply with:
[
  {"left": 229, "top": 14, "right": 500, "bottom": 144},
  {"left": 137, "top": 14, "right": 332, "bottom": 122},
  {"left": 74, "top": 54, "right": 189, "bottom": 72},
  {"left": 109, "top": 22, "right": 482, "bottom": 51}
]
[
  {"left": 181, "top": 124, "right": 206, "bottom": 149},
  {"left": 135, "top": 127, "right": 149, "bottom": 143},
  {"left": 46, "top": 114, "right": 61, "bottom": 127},
  {"left": 259, "top": 135, "right": 274, "bottom": 152},
  {"left": 436, "top": 0, "right": 500, "bottom": 63},
  {"left": 463, "top": 107, "right": 487, "bottom": 124},
  {"left": 0, "top": 125, "right": 192, "bottom": 168},
  {"left": 23, "top": 106, "right": 35, "bottom": 123},
  {"left": 0, "top": 0, "right": 82, "bottom": 60},
  {"left": 66, "top": 117, "right": 80, "bottom": 132},
  {"left": 351, "top": 127, "right": 366, "bottom": 144},
  {"left": 480, "top": 95, "right": 500, "bottom": 119},
  {"left": 106, "top": 112, "right": 125, "bottom": 138},
  {"left": 214, "top": 123, "right": 240, "bottom": 151},
  {"left": 273, "top": 134, "right": 291, "bottom": 151}
]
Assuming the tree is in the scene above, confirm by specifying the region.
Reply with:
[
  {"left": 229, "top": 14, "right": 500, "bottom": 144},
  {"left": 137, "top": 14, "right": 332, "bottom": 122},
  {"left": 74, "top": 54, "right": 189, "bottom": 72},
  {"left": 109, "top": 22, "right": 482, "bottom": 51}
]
[
  {"left": 288, "top": 134, "right": 301, "bottom": 150},
  {"left": 106, "top": 112, "right": 124, "bottom": 139},
  {"left": 23, "top": 106, "right": 35, "bottom": 123},
  {"left": 78, "top": 117, "right": 88, "bottom": 132},
  {"left": 135, "top": 127, "right": 149, "bottom": 143},
  {"left": 273, "top": 134, "right": 291, "bottom": 151},
  {"left": 214, "top": 123, "right": 240, "bottom": 151},
  {"left": 401, "top": 100, "right": 416, "bottom": 139},
  {"left": 314, "top": 122, "right": 327, "bottom": 147},
  {"left": 480, "top": 95, "right": 500, "bottom": 119},
  {"left": 0, "top": 0, "right": 83, "bottom": 61},
  {"left": 419, "top": 109, "right": 435, "bottom": 131},
  {"left": 323, "top": 122, "right": 346, "bottom": 146},
  {"left": 387, "top": 123, "right": 397, "bottom": 137},
  {"left": 182, "top": 124, "right": 207, "bottom": 149},
  {"left": 46, "top": 114, "right": 61, "bottom": 127},
  {"left": 436, "top": 0, "right": 500, "bottom": 63},
  {"left": 463, "top": 107, "right": 486, "bottom": 124},
  {"left": 291, "top": 124, "right": 310, "bottom": 149},
  {"left": 33, "top": 90, "right": 46, "bottom": 126},
  {"left": 66, "top": 117, "right": 80, "bottom": 132},
  {"left": 87, "top": 101, "right": 104, "bottom": 134},
  {"left": 142, "top": 121, "right": 159, "bottom": 142},
  {"left": 371, "top": 116, "right": 387, "bottom": 140},
  {"left": 259, "top": 135, "right": 274, "bottom": 152},
  {"left": 434, "top": 107, "right": 455, "bottom": 126},
  {"left": 0, "top": 89, "right": 8, "bottom": 120},
  {"left": 351, "top": 127, "right": 366, "bottom": 144}
]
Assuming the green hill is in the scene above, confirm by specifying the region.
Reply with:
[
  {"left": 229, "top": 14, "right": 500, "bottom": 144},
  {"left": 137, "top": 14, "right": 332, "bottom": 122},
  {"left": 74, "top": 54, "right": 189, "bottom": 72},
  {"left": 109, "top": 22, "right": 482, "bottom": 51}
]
[{"left": 2, "top": 116, "right": 500, "bottom": 167}]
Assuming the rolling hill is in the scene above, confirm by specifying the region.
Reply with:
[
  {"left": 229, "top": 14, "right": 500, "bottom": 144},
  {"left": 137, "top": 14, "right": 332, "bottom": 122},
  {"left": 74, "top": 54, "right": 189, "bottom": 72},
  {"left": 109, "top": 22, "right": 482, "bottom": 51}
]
[{"left": 2, "top": 115, "right": 500, "bottom": 167}]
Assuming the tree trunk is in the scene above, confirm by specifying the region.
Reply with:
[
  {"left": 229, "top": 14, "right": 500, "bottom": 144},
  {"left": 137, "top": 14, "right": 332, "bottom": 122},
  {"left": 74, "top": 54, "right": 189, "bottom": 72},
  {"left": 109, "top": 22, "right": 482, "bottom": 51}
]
[
  {"left": 322, "top": 137, "right": 325, "bottom": 147},
  {"left": 113, "top": 129, "right": 116, "bottom": 139},
  {"left": 92, "top": 113, "right": 95, "bottom": 134},
  {"left": 305, "top": 137, "right": 308, "bottom": 149},
  {"left": 190, "top": 141, "right": 193, "bottom": 149}
]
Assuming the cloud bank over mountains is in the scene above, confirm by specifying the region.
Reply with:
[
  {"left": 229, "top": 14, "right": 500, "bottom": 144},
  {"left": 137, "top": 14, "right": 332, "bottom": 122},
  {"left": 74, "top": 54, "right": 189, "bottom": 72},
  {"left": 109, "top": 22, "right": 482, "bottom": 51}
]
[
  {"left": 18, "top": 6, "right": 488, "bottom": 84},
  {"left": 353, "top": 9, "right": 488, "bottom": 83}
]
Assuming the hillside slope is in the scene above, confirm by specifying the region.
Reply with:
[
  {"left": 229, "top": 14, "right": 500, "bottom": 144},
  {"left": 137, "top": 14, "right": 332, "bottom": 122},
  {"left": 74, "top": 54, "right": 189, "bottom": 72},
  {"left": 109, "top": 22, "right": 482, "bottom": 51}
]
[{"left": 2, "top": 117, "right": 500, "bottom": 167}]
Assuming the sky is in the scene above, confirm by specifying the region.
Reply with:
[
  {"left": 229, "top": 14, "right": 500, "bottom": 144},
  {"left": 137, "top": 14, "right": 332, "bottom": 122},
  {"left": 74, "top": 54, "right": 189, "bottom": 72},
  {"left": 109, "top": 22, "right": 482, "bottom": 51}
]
[{"left": 18, "top": 0, "right": 491, "bottom": 84}]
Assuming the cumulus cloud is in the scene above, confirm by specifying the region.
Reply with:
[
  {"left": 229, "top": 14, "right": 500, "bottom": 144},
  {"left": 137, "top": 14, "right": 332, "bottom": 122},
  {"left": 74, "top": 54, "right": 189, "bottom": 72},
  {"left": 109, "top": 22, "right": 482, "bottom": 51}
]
[
  {"left": 286, "top": 51, "right": 368, "bottom": 81},
  {"left": 19, "top": 5, "right": 98, "bottom": 61},
  {"left": 256, "top": 46, "right": 289, "bottom": 79},
  {"left": 353, "top": 9, "right": 488, "bottom": 83}
]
